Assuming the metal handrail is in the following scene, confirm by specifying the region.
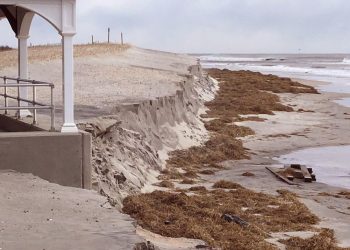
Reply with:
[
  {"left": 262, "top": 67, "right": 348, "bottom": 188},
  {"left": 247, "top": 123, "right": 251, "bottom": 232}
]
[{"left": 0, "top": 76, "right": 55, "bottom": 131}]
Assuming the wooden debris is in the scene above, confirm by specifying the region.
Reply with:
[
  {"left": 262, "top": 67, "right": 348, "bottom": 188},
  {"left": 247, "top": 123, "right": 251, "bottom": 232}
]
[
  {"left": 222, "top": 214, "right": 249, "bottom": 227},
  {"left": 266, "top": 164, "right": 317, "bottom": 185},
  {"left": 266, "top": 167, "right": 298, "bottom": 185}
]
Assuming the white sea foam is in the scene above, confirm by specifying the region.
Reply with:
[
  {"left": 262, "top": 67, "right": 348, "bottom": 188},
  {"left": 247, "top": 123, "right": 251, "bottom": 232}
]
[
  {"left": 199, "top": 56, "right": 267, "bottom": 62},
  {"left": 327, "top": 58, "right": 350, "bottom": 65},
  {"left": 233, "top": 63, "right": 350, "bottom": 78},
  {"left": 342, "top": 58, "right": 350, "bottom": 64}
]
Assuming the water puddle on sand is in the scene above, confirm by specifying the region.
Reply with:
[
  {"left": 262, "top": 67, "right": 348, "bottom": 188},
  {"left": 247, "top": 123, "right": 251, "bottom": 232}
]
[
  {"left": 334, "top": 98, "right": 350, "bottom": 108},
  {"left": 276, "top": 146, "right": 350, "bottom": 189}
]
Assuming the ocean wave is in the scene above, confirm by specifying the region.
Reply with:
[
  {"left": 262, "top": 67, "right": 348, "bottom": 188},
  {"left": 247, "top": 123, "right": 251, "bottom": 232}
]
[
  {"left": 341, "top": 58, "right": 350, "bottom": 64},
  {"left": 327, "top": 58, "right": 350, "bottom": 65},
  {"left": 199, "top": 56, "right": 268, "bottom": 62},
  {"left": 233, "top": 64, "right": 350, "bottom": 78}
]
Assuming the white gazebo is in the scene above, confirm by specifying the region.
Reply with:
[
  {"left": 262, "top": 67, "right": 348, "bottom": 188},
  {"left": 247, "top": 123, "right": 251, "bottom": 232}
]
[{"left": 0, "top": 0, "right": 78, "bottom": 132}]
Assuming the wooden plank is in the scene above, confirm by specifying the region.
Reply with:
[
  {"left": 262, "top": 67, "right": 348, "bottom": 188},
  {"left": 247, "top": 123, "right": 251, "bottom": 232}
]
[
  {"left": 266, "top": 167, "right": 298, "bottom": 185},
  {"left": 293, "top": 169, "right": 304, "bottom": 179},
  {"left": 300, "top": 165, "right": 312, "bottom": 183},
  {"left": 290, "top": 164, "right": 301, "bottom": 170}
]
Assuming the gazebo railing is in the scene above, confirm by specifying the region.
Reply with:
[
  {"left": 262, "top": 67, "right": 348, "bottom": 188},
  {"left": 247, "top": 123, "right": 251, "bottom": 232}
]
[{"left": 0, "top": 76, "right": 55, "bottom": 131}]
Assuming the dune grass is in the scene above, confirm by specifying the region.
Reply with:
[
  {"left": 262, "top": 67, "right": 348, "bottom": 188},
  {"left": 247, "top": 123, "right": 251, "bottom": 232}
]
[
  {"left": 0, "top": 45, "right": 12, "bottom": 51},
  {"left": 0, "top": 43, "right": 130, "bottom": 68}
]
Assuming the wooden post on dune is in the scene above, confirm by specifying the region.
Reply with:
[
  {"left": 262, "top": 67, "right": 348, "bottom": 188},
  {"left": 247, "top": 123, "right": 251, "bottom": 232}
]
[
  {"left": 121, "top": 32, "right": 124, "bottom": 46},
  {"left": 91, "top": 35, "right": 94, "bottom": 45},
  {"left": 108, "top": 28, "right": 110, "bottom": 43}
]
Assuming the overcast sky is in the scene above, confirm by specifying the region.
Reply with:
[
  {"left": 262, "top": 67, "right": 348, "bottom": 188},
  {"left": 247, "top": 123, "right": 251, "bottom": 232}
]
[{"left": 1, "top": 0, "right": 350, "bottom": 53}]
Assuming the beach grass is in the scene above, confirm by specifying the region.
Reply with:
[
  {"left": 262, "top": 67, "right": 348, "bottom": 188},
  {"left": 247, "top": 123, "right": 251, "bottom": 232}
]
[
  {"left": 0, "top": 45, "right": 12, "bottom": 51},
  {"left": 0, "top": 43, "right": 130, "bottom": 69}
]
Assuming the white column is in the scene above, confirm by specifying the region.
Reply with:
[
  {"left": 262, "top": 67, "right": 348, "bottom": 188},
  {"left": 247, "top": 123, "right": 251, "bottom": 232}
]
[
  {"left": 17, "top": 36, "right": 32, "bottom": 118},
  {"left": 61, "top": 34, "right": 78, "bottom": 133}
]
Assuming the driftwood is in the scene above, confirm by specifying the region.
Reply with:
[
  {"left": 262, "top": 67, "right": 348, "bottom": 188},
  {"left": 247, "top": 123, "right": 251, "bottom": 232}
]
[{"left": 222, "top": 214, "right": 249, "bottom": 227}]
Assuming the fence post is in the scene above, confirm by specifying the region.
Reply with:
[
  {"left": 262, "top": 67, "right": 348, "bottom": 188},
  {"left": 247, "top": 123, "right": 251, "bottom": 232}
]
[
  {"left": 16, "top": 78, "right": 20, "bottom": 119},
  {"left": 32, "top": 81, "right": 37, "bottom": 125},
  {"left": 121, "top": 32, "right": 124, "bottom": 45},
  {"left": 50, "top": 85, "right": 55, "bottom": 131},
  {"left": 108, "top": 28, "right": 110, "bottom": 43},
  {"left": 4, "top": 77, "right": 8, "bottom": 115}
]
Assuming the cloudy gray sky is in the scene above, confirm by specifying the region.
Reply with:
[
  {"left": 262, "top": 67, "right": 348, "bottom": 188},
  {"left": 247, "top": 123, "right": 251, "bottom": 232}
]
[{"left": 1, "top": 0, "right": 350, "bottom": 53}]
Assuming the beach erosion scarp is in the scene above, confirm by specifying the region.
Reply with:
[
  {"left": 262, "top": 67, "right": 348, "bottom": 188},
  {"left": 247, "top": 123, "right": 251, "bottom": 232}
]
[
  {"left": 78, "top": 63, "right": 218, "bottom": 206},
  {"left": 0, "top": 44, "right": 218, "bottom": 207}
]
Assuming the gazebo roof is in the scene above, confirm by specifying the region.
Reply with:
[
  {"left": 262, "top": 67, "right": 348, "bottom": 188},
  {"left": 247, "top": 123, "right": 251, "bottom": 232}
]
[
  {"left": 0, "top": 0, "right": 76, "bottom": 35},
  {"left": 0, "top": 0, "right": 78, "bottom": 132}
]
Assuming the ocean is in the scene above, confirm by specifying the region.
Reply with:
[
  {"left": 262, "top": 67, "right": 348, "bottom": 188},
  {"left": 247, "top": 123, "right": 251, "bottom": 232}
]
[{"left": 199, "top": 54, "right": 350, "bottom": 189}]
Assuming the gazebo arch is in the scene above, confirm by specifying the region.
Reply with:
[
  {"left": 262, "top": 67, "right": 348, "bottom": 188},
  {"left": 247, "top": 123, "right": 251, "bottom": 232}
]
[{"left": 0, "top": 0, "right": 78, "bottom": 132}]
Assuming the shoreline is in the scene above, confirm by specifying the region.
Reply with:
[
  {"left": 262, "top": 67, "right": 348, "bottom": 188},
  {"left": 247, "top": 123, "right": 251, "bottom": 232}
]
[
  {"left": 205, "top": 75, "right": 350, "bottom": 247},
  {"left": 235, "top": 77, "right": 350, "bottom": 159},
  {"left": 124, "top": 68, "right": 350, "bottom": 249}
]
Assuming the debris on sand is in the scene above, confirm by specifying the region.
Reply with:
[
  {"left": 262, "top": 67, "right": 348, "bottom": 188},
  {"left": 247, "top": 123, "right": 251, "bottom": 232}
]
[
  {"left": 123, "top": 185, "right": 319, "bottom": 250},
  {"left": 212, "top": 180, "right": 243, "bottom": 189},
  {"left": 267, "top": 164, "right": 316, "bottom": 185},
  {"left": 242, "top": 172, "right": 256, "bottom": 177},
  {"left": 155, "top": 181, "right": 175, "bottom": 189},
  {"left": 319, "top": 191, "right": 350, "bottom": 200},
  {"left": 222, "top": 214, "right": 249, "bottom": 227},
  {"left": 279, "top": 228, "right": 345, "bottom": 250},
  {"left": 188, "top": 186, "right": 207, "bottom": 192},
  {"left": 134, "top": 241, "right": 156, "bottom": 250},
  {"left": 180, "top": 178, "right": 196, "bottom": 185}
]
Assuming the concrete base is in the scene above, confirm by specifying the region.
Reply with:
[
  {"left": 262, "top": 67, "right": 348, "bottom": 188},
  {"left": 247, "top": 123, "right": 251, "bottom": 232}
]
[
  {"left": 0, "top": 131, "right": 92, "bottom": 189},
  {"left": 61, "top": 123, "right": 79, "bottom": 133}
]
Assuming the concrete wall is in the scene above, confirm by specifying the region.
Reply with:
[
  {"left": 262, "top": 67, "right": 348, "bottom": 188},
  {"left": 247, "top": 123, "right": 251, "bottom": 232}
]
[{"left": 0, "top": 131, "right": 92, "bottom": 189}]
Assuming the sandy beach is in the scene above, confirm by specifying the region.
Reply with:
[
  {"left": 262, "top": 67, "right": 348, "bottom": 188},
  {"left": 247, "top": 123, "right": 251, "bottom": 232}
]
[
  {"left": 207, "top": 78, "right": 350, "bottom": 247},
  {"left": 1, "top": 45, "right": 350, "bottom": 249},
  {"left": 0, "top": 170, "right": 142, "bottom": 250}
]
